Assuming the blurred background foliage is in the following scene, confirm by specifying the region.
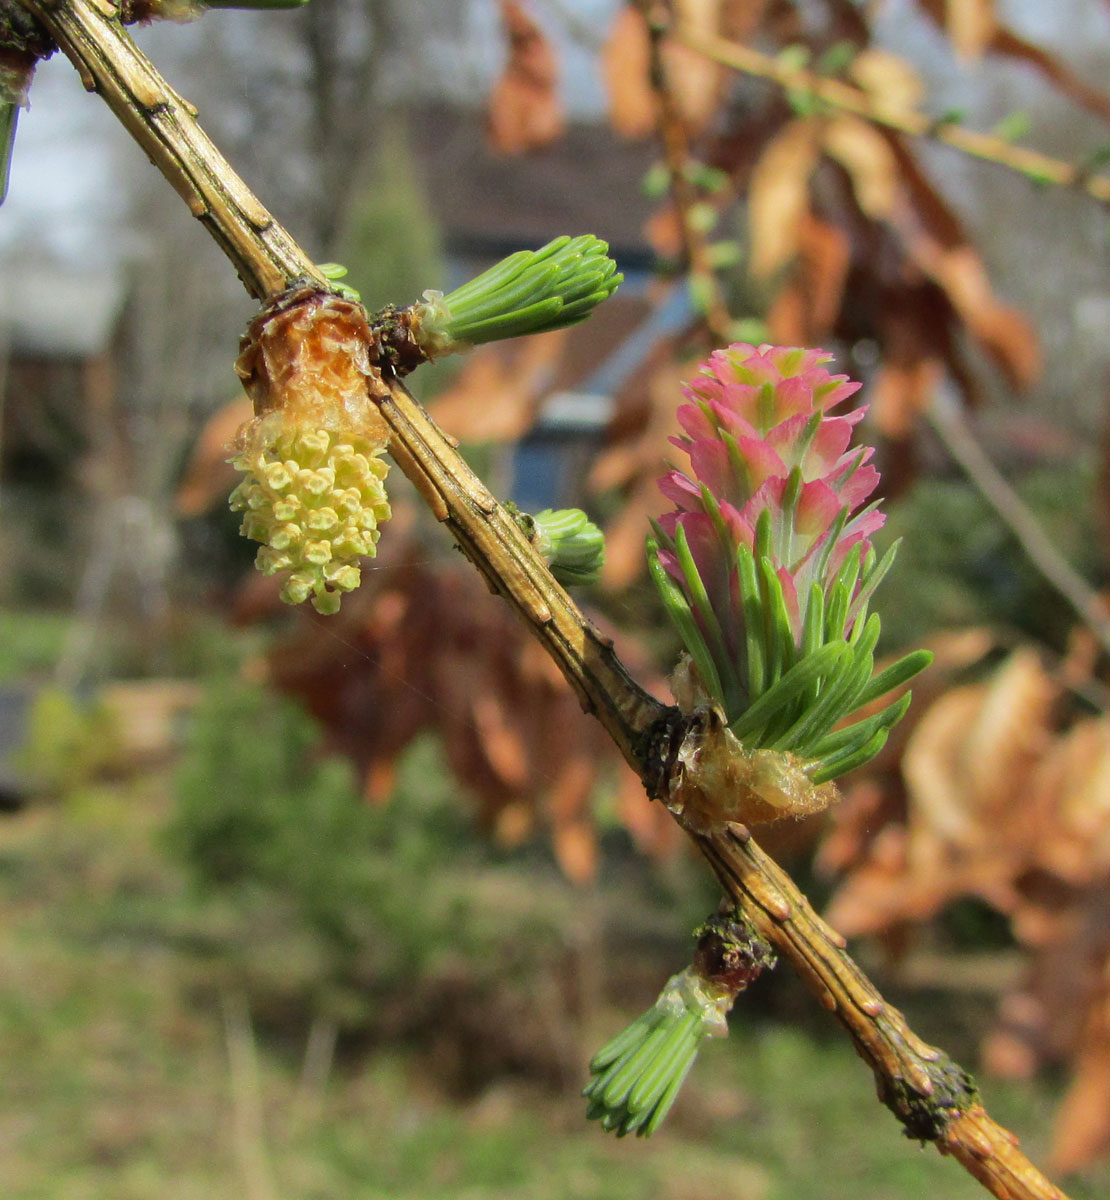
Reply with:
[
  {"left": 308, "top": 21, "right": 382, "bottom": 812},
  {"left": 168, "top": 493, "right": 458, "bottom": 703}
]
[{"left": 2, "top": 0, "right": 1110, "bottom": 1196}]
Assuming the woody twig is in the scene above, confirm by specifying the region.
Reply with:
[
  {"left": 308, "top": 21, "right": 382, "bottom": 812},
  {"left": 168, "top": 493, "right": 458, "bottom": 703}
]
[
  {"left": 14, "top": 1, "right": 1075, "bottom": 1196},
  {"left": 639, "top": 0, "right": 733, "bottom": 344},
  {"left": 673, "top": 22, "right": 1110, "bottom": 207}
]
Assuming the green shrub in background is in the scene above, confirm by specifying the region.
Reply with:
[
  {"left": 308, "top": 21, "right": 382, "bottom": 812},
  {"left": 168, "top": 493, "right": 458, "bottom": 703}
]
[
  {"left": 166, "top": 679, "right": 596, "bottom": 1070},
  {"left": 18, "top": 685, "right": 123, "bottom": 797},
  {"left": 875, "top": 462, "right": 1100, "bottom": 652},
  {"left": 0, "top": 610, "right": 71, "bottom": 682},
  {"left": 169, "top": 679, "right": 463, "bottom": 972}
]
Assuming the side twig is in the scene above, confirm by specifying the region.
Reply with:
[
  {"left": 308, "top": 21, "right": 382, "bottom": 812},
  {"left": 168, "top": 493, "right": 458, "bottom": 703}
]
[
  {"left": 928, "top": 389, "right": 1110, "bottom": 658},
  {"left": 639, "top": 0, "right": 732, "bottom": 344},
  {"left": 673, "top": 24, "right": 1110, "bottom": 207},
  {"left": 18, "top": 2, "right": 1074, "bottom": 1196}
]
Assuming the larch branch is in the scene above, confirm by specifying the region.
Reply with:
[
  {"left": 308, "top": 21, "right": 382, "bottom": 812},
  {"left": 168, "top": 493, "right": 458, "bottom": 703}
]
[{"left": 17, "top": 2, "right": 1075, "bottom": 1196}]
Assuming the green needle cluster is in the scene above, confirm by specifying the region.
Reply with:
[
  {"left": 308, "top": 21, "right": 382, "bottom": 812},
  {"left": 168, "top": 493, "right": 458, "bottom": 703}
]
[
  {"left": 650, "top": 509, "right": 930, "bottom": 785},
  {"left": 531, "top": 508, "right": 605, "bottom": 587},
  {"left": 413, "top": 235, "right": 622, "bottom": 357},
  {"left": 0, "top": 53, "right": 32, "bottom": 209},
  {"left": 316, "top": 262, "right": 362, "bottom": 302},
  {"left": 584, "top": 968, "right": 729, "bottom": 1138}
]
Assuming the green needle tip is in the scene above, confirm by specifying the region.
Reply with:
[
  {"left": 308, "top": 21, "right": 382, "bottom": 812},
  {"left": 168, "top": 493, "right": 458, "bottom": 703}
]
[{"left": 411, "top": 235, "right": 622, "bottom": 357}]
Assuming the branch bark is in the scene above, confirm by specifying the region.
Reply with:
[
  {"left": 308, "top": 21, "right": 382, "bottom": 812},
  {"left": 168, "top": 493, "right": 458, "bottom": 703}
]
[
  {"left": 698, "top": 827, "right": 1067, "bottom": 1200},
  {"left": 16, "top": 1, "right": 1075, "bottom": 1196}
]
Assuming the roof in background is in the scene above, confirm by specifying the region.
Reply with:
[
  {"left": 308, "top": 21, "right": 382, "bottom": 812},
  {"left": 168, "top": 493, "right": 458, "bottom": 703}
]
[
  {"left": 0, "top": 105, "right": 655, "bottom": 362},
  {"left": 410, "top": 105, "right": 658, "bottom": 266}
]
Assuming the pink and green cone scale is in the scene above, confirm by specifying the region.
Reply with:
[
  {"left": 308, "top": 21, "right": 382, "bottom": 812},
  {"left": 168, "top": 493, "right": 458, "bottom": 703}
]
[
  {"left": 648, "top": 342, "right": 930, "bottom": 785},
  {"left": 586, "top": 344, "right": 931, "bottom": 1142}
]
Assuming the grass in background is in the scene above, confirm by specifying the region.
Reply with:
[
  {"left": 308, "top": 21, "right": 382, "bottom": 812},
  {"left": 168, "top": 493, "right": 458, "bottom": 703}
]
[{"left": 2, "top": 704, "right": 1108, "bottom": 1200}]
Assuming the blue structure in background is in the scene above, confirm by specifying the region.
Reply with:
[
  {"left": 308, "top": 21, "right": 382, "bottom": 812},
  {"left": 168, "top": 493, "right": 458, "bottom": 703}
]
[{"left": 509, "top": 276, "right": 694, "bottom": 511}]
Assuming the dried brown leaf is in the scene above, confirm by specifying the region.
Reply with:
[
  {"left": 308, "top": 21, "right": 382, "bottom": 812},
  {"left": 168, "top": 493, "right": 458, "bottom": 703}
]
[
  {"left": 428, "top": 331, "right": 568, "bottom": 443},
  {"left": 848, "top": 47, "right": 925, "bottom": 115},
  {"left": 893, "top": 650, "right": 1057, "bottom": 890},
  {"left": 1033, "top": 719, "right": 1110, "bottom": 883},
  {"left": 493, "top": 800, "right": 537, "bottom": 848},
  {"left": 821, "top": 114, "right": 900, "bottom": 220},
  {"left": 764, "top": 281, "right": 807, "bottom": 347},
  {"left": 602, "top": 4, "right": 656, "bottom": 139},
  {"left": 958, "top": 648, "right": 1058, "bottom": 820},
  {"left": 870, "top": 353, "right": 944, "bottom": 440},
  {"left": 909, "top": 241, "right": 1040, "bottom": 390},
  {"left": 765, "top": 213, "right": 851, "bottom": 344},
  {"left": 547, "top": 753, "right": 601, "bottom": 883},
  {"left": 487, "top": 0, "right": 565, "bottom": 154},
  {"left": 471, "top": 691, "right": 531, "bottom": 791},
  {"left": 665, "top": 0, "right": 728, "bottom": 132},
  {"left": 901, "top": 684, "right": 988, "bottom": 853},
  {"left": 981, "top": 990, "right": 1048, "bottom": 1080},
  {"left": 823, "top": 826, "right": 927, "bottom": 937},
  {"left": 1049, "top": 967, "right": 1110, "bottom": 1171},
  {"left": 921, "top": 627, "right": 1001, "bottom": 674},
  {"left": 944, "top": 0, "right": 997, "bottom": 60},
  {"left": 643, "top": 202, "right": 685, "bottom": 261},
  {"left": 552, "top": 819, "right": 599, "bottom": 883},
  {"left": 748, "top": 118, "right": 820, "bottom": 277},
  {"left": 719, "top": 0, "right": 772, "bottom": 41}
]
